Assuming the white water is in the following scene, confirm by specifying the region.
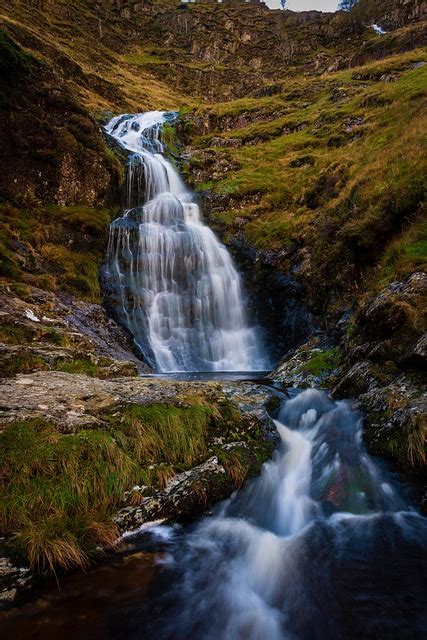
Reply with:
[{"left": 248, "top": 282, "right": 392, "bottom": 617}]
[
  {"left": 136, "top": 389, "right": 426, "bottom": 639},
  {"left": 372, "top": 23, "right": 387, "bottom": 35},
  {"left": 104, "top": 112, "right": 266, "bottom": 372}
]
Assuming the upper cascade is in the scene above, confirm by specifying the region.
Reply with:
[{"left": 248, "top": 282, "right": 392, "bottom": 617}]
[{"left": 104, "top": 111, "right": 267, "bottom": 373}]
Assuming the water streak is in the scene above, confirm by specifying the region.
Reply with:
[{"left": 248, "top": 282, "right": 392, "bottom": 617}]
[
  {"left": 104, "top": 112, "right": 266, "bottom": 372},
  {"left": 129, "top": 389, "right": 426, "bottom": 640}
]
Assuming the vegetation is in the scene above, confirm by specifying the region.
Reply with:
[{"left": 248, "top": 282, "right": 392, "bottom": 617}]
[
  {"left": 0, "top": 418, "right": 136, "bottom": 573},
  {"left": 0, "top": 395, "right": 253, "bottom": 573},
  {"left": 0, "top": 0, "right": 425, "bottom": 581},
  {"left": 190, "top": 50, "right": 426, "bottom": 308},
  {"left": 0, "top": 202, "right": 113, "bottom": 302},
  {"left": 299, "top": 348, "right": 341, "bottom": 377}
]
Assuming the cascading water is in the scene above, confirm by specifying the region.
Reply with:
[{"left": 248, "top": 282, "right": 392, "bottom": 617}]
[
  {"left": 104, "top": 112, "right": 266, "bottom": 373},
  {"left": 119, "top": 389, "right": 427, "bottom": 640}
]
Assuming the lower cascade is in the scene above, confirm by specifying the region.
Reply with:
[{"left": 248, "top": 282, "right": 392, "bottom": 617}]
[
  {"left": 104, "top": 112, "right": 266, "bottom": 372},
  {"left": 130, "top": 389, "right": 426, "bottom": 640}
]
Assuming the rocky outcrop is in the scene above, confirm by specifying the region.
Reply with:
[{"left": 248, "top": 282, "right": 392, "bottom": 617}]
[
  {"left": 0, "top": 284, "right": 149, "bottom": 378},
  {"left": 114, "top": 380, "right": 276, "bottom": 532},
  {"left": 353, "top": 0, "right": 427, "bottom": 30},
  {"left": 272, "top": 272, "right": 426, "bottom": 510},
  {"left": 274, "top": 336, "right": 341, "bottom": 388},
  {"left": 0, "top": 373, "right": 275, "bottom": 607},
  {"left": 345, "top": 272, "right": 427, "bottom": 371},
  {"left": 0, "top": 32, "right": 121, "bottom": 207}
]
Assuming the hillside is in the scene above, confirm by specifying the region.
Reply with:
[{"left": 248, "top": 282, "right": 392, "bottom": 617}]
[{"left": 0, "top": 0, "right": 426, "bottom": 593}]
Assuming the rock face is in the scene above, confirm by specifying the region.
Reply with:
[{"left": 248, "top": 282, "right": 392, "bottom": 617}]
[
  {"left": 272, "top": 273, "right": 426, "bottom": 510},
  {"left": 333, "top": 273, "right": 426, "bottom": 506},
  {"left": 355, "top": 0, "right": 427, "bottom": 30},
  {"left": 0, "top": 284, "right": 149, "bottom": 379},
  {"left": 274, "top": 336, "right": 340, "bottom": 388},
  {"left": 0, "top": 33, "right": 121, "bottom": 207}
]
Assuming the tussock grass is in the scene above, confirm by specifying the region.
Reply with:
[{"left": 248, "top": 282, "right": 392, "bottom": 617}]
[
  {"left": 0, "top": 397, "right": 242, "bottom": 572},
  {"left": 387, "top": 413, "right": 426, "bottom": 468},
  {"left": 0, "top": 419, "right": 138, "bottom": 571},
  {"left": 218, "top": 450, "right": 248, "bottom": 489},
  {"left": 111, "top": 403, "right": 212, "bottom": 467}
]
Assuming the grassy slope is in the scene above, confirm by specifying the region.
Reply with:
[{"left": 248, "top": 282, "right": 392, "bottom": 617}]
[
  {"left": 0, "top": 394, "right": 272, "bottom": 572},
  {"left": 191, "top": 48, "right": 426, "bottom": 309}
]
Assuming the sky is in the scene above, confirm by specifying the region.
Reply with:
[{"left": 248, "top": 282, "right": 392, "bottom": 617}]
[{"left": 265, "top": 0, "right": 339, "bottom": 12}]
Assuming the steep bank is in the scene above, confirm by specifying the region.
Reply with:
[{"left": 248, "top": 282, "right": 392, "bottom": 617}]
[{"left": 178, "top": 18, "right": 426, "bottom": 493}]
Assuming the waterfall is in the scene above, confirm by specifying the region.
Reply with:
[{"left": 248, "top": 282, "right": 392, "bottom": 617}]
[{"left": 104, "top": 112, "right": 266, "bottom": 373}]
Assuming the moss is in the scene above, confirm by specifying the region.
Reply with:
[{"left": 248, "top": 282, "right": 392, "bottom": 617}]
[
  {"left": 0, "top": 30, "right": 35, "bottom": 81},
  {"left": 0, "top": 319, "right": 36, "bottom": 345},
  {"left": 56, "top": 357, "right": 103, "bottom": 378},
  {"left": 187, "top": 52, "right": 426, "bottom": 309},
  {"left": 1, "top": 355, "right": 48, "bottom": 377},
  {"left": 9, "top": 283, "right": 31, "bottom": 300},
  {"left": 299, "top": 348, "right": 341, "bottom": 377},
  {"left": 161, "top": 122, "right": 180, "bottom": 156}
]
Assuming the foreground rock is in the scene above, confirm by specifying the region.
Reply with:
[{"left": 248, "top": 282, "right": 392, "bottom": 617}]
[{"left": 0, "top": 373, "right": 275, "bottom": 608}]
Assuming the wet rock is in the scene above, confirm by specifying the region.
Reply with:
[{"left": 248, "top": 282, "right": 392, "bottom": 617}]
[
  {"left": 114, "top": 383, "right": 276, "bottom": 533},
  {"left": 350, "top": 272, "right": 427, "bottom": 367},
  {"left": 401, "top": 333, "right": 427, "bottom": 368},
  {"left": 111, "top": 381, "right": 277, "bottom": 531},
  {"left": 333, "top": 364, "right": 426, "bottom": 495},
  {"left": 115, "top": 457, "right": 231, "bottom": 531},
  {"left": 0, "top": 553, "right": 32, "bottom": 611},
  {"left": 330, "top": 273, "right": 427, "bottom": 505},
  {"left": 274, "top": 336, "right": 341, "bottom": 389},
  {"left": 0, "top": 284, "right": 150, "bottom": 377}
]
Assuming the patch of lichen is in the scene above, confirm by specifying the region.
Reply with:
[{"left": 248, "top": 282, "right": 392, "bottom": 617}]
[
  {"left": 0, "top": 202, "right": 115, "bottom": 302},
  {"left": 298, "top": 348, "right": 341, "bottom": 377}
]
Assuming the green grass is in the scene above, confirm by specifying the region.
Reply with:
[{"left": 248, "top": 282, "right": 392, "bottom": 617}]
[
  {"left": 56, "top": 357, "right": 103, "bottom": 378},
  {"left": 377, "top": 218, "right": 427, "bottom": 287},
  {"left": 190, "top": 52, "right": 427, "bottom": 303},
  {"left": 1, "top": 355, "right": 48, "bottom": 377},
  {"left": 0, "top": 396, "right": 248, "bottom": 573},
  {"left": 0, "top": 319, "right": 36, "bottom": 345},
  {"left": 0, "top": 419, "right": 138, "bottom": 572},
  {"left": 109, "top": 403, "right": 213, "bottom": 467}
]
